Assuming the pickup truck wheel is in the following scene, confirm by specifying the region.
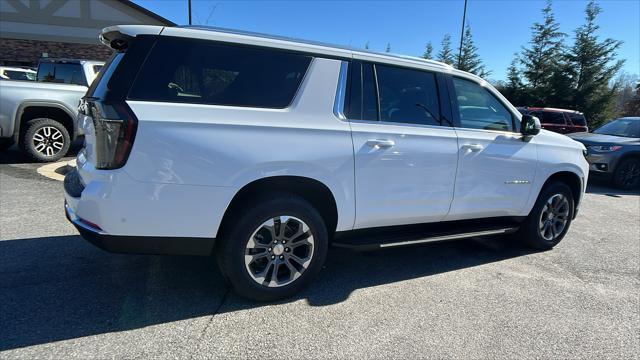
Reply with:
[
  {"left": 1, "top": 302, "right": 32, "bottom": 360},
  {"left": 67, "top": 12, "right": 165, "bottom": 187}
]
[
  {"left": 21, "top": 118, "right": 70, "bottom": 162},
  {"left": 217, "top": 193, "right": 328, "bottom": 301},
  {"left": 0, "top": 138, "right": 15, "bottom": 151},
  {"left": 517, "top": 182, "right": 574, "bottom": 250},
  {"left": 613, "top": 158, "right": 640, "bottom": 190}
]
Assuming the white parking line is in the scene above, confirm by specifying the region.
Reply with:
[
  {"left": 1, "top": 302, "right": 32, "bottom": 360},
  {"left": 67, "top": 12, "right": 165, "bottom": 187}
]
[{"left": 36, "top": 159, "right": 76, "bottom": 181}]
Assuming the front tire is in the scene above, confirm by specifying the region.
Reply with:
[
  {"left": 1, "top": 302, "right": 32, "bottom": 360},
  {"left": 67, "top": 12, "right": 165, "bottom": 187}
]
[
  {"left": 216, "top": 193, "right": 328, "bottom": 301},
  {"left": 613, "top": 158, "right": 640, "bottom": 190},
  {"left": 517, "top": 182, "right": 574, "bottom": 250},
  {"left": 20, "top": 118, "right": 70, "bottom": 162}
]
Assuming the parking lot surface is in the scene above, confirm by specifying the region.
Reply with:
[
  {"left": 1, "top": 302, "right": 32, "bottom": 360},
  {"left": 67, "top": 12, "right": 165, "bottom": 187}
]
[{"left": 1, "top": 147, "right": 639, "bottom": 359}]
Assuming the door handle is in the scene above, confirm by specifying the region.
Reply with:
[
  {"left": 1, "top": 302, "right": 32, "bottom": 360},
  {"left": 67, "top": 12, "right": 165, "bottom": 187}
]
[
  {"left": 366, "top": 139, "right": 395, "bottom": 148},
  {"left": 461, "top": 144, "right": 484, "bottom": 152}
]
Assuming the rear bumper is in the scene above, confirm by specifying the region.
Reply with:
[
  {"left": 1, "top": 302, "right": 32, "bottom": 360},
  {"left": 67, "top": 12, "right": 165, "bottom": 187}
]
[
  {"left": 64, "top": 168, "right": 215, "bottom": 256},
  {"left": 65, "top": 201, "right": 215, "bottom": 256}
]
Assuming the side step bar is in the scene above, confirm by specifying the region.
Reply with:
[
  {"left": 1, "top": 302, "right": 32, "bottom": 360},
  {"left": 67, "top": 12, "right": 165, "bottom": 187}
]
[
  {"left": 378, "top": 228, "right": 516, "bottom": 248},
  {"left": 332, "top": 218, "right": 522, "bottom": 251}
]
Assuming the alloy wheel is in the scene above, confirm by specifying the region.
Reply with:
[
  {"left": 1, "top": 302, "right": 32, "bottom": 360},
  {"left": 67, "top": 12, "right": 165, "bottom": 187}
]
[
  {"left": 32, "top": 126, "right": 64, "bottom": 157},
  {"left": 619, "top": 161, "right": 640, "bottom": 188},
  {"left": 244, "top": 216, "right": 314, "bottom": 287},
  {"left": 538, "top": 194, "right": 570, "bottom": 241}
]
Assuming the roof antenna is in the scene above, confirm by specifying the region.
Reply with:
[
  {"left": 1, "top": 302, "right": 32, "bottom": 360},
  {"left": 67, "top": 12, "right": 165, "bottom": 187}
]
[{"left": 188, "top": 0, "right": 192, "bottom": 25}]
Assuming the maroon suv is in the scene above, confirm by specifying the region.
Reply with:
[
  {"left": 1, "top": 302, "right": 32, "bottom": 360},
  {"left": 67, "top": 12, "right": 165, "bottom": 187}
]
[{"left": 517, "top": 107, "right": 588, "bottom": 134}]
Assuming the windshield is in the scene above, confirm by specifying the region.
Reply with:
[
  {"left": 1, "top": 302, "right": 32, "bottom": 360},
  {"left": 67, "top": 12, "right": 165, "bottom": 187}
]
[{"left": 594, "top": 119, "right": 640, "bottom": 138}]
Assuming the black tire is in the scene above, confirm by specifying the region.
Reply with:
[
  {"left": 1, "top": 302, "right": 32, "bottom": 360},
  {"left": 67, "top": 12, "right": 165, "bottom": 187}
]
[
  {"left": 613, "top": 158, "right": 640, "bottom": 190},
  {"left": 0, "top": 138, "right": 15, "bottom": 151},
  {"left": 216, "top": 192, "right": 328, "bottom": 301},
  {"left": 517, "top": 182, "right": 575, "bottom": 250},
  {"left": 20, "top": 118, "right": 71, "bottom": 162}
]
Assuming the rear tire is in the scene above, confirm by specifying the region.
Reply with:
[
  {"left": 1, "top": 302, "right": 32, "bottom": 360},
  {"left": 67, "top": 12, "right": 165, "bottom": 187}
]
[
  {"left": 517, "top": 182, "right": 574, "bottom": 250},
  {"left": 216, "top": 192, "right": 328, "bottom": 301},
  {"left": 613, "top": 158, "right": 640, "bottom": 190},
  {"left": 20, "top": 118, "right": 70, "bottom": 162}
]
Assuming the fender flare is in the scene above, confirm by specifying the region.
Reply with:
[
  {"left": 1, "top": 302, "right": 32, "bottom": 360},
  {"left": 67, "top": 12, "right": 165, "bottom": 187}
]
[{"left": 13, "top": 101, "right": 78, "bottom": 142}]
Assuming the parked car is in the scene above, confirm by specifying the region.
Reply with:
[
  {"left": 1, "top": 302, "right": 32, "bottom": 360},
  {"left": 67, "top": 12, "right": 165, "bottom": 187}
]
[
  {"left": 0, "top": 67, "right": 36, "bottom": 81},
  {"left": 64, "top": 25, "right": 588, "bottom": 301},
  {"left": 517, "top": 107, "right": 588, "bottom": 134},
  {"left": 0, "top": 58, "right": 104, "bottom": 161},
  {"left": 568, "top": 117, "right": 640, "bottom": 189}
]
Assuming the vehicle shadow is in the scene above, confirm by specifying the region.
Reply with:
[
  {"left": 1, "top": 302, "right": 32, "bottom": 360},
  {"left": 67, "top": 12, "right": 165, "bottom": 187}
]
[
  {"left": 0, "top": 140, "right": 82, "bottom": 165},
  {"left": 586, "top": 177, "right": 639, "bottom": 197},
  {"left": 0, "top": 233, "right": 534, "bottom": 350}
]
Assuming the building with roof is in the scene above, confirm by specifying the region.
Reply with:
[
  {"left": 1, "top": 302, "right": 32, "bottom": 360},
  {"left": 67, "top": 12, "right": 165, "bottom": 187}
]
[{"left": 0, "top": 0, "right": 174, "bottom": 67}]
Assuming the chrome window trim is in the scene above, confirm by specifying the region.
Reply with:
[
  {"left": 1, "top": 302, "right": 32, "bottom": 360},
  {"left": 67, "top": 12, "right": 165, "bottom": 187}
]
[
  {"left": 333, "top": 60, "right": 348, "bottom": 120},
  {"left": 349, "top": 119, "right": 457, "bottom": 132}
]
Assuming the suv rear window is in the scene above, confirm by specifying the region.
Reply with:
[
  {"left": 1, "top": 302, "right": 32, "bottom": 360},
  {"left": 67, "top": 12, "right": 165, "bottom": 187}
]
[
  {"left": 567, "top": 113, "right": 586, "bottom": 126},
  {"left": 541, "top": 111, "right": 566, "bottom": 125},
  {"left": 128, "top": 37, "right": 312, "bottom": 109}
]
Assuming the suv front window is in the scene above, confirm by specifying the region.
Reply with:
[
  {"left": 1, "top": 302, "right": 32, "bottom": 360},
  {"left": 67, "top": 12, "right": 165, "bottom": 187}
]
[
  {"left": 594, "top": 119, "right": 640, "bottom": 138},
  {"left": 453, "top": 77, "right": 514, "bottom": 132}
]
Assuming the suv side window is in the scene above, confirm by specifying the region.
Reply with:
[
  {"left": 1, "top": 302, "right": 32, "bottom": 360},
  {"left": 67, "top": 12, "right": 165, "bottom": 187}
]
[
  {"left": 453, "top": 77, "right": 514, "bottom": 132},
  {"left": 129, "top": 37, "right": 312, "bottom": 109},
  {"left": 541, "top": 112, "right": 566, "bottom": 125},
  {"left": 376, "top": 64, "right": 441, "bottom": 126}
]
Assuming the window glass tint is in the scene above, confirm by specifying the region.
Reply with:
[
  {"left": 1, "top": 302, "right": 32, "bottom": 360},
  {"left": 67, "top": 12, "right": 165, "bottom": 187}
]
[
  {"left": 129, "top": 38, "right": 311, "bottom": 108},
  {"left": 453, "top": 77, "right": 513, "bottom": 131},
  {"left": 541, "top": 111, "right": 566, "bottom": 125},
  {"left": 375, "top": 64, "right": 440, "bottom": 126},
  {"left": 362, "top": 63, "right": 378, "bottom": 120},
  {"left": 4, "top": 70, "right": 35, "bottom": 81},
  {"left": 568, "top": 113, "right": 586, "bottom": 126},
  {"left": 37, "top": 63, "right": 87, "bottom": 86},
  {"left": 594, "top": 119, "right": 640, "bottom": 138}
]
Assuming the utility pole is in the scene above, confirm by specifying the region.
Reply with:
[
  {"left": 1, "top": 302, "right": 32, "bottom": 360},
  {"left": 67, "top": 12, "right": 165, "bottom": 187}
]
[
  {"left": 188, "top": 0, "right": 192, "bottom": 25},
  {"left": 457, "top": 0, "right": 468, "bottom": 69}
]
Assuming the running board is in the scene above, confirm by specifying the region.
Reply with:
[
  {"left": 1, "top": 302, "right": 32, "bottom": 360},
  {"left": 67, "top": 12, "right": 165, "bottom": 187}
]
[{"left": 332, "top": 218, "right": 521, "bottom": 251}]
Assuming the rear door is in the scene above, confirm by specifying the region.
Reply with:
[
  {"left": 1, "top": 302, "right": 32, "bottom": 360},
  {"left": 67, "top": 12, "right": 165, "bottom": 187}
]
[
  {"left": 347, "top": 61, "right": 459, "bottom": 229},
  {"left": 447, "top": 76, "right": 537, "bottom": 220}
]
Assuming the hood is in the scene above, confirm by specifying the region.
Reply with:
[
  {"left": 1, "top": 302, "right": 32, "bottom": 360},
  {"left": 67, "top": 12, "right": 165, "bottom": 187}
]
[
  {"left": 535, "top": 129, "right": 586, "bottom": 151},
  {"left": 567, "top": 132, "right": 639, "bottom": 146}
]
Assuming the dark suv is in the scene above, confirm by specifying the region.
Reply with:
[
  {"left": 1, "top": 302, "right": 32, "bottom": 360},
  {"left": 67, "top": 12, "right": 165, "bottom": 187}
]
[{"left": 517, "top": 107, "right": 588, "bottom": 134}]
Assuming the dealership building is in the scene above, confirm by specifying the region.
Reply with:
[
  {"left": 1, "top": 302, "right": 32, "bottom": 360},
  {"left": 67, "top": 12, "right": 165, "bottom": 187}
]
[{"left": 0, "top": 0, "right": 174, "bottom": 67}]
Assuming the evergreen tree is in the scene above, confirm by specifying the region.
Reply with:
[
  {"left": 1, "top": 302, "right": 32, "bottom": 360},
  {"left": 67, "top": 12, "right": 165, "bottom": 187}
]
[
  {"left": 567, "top": 0, "right": 624, "bottom": 127},
  {"left": 623, "top": 83, "right": 640, "bottom": 116},
  {"left": 455, "top": 24, "right": 490, "bottom": 77},
  {"left": 422, "top": 41, "right": 433, "bottom": 60},
  {"left": 437, "top": 34, "right": 455, "bottom": 65},
  {"left": 520, "top": 0, "right": 566, "bottom": 105},
  {"left": 503, "top": 57, "right": 527, "bottom": 105}
]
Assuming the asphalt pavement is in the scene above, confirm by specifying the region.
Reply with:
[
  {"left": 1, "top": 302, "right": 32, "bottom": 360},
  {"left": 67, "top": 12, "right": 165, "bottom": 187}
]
[{"left": 1, "top": 145, "right": 638, "bottom": 359}]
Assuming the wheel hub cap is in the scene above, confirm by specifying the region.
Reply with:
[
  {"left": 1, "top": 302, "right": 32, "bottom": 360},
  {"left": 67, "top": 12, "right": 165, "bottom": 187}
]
[
  {"left": 538, "top": 193, "right": 570, "bottom": 241},
  {"left": 244, "top": 215, "right": 315, "bottom": 288}
]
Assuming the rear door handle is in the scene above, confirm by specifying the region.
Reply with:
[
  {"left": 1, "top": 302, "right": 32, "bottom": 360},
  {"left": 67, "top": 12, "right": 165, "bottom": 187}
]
[
  {"left": 461, "top": 144, "right": 484, "bottom": 152},
  {"left": 366, "top": 139, "right": 395, "bottom": 148}
]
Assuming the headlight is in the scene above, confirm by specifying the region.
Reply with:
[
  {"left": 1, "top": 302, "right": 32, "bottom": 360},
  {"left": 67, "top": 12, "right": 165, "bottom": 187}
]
[{"left": 590, "top": 145, "right": 622, "bottom": 152}]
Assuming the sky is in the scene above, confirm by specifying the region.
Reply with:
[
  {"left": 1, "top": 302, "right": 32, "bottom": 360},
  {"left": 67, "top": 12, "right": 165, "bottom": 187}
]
[{"left": 132, "top": 0, "right": 639, "bottom": 81}]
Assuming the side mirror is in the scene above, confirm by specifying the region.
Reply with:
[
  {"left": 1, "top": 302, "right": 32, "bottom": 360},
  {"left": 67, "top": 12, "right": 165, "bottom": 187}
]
[{"left": 521, "top": 114, "right": 541, "bottom": 136}]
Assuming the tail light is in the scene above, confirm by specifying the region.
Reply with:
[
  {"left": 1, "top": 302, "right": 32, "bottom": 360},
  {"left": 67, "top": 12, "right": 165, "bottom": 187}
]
[{"left": 88, "top": 100, "right": 138, "bottom": 169}]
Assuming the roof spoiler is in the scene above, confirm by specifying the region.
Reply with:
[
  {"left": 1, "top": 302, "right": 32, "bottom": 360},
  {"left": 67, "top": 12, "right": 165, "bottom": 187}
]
[{"left": 100, "top": 25, "right": 164, "bottom": 51}]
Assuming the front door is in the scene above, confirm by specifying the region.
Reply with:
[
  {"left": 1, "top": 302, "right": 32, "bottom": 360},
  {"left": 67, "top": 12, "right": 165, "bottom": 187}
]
[{"left": 446, "top": 77, "right": 537, "bottom": 220}]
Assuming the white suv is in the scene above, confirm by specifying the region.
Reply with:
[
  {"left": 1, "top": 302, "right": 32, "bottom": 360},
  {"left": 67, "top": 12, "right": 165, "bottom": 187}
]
[{"left": 64, "top": 25, "right": 588, "bottom": 301}]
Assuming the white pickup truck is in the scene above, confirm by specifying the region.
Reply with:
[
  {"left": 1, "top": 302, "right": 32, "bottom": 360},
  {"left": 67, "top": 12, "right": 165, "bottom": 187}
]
[{"left": 0, "top": 59, "right": 103, "bottom": 161}]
